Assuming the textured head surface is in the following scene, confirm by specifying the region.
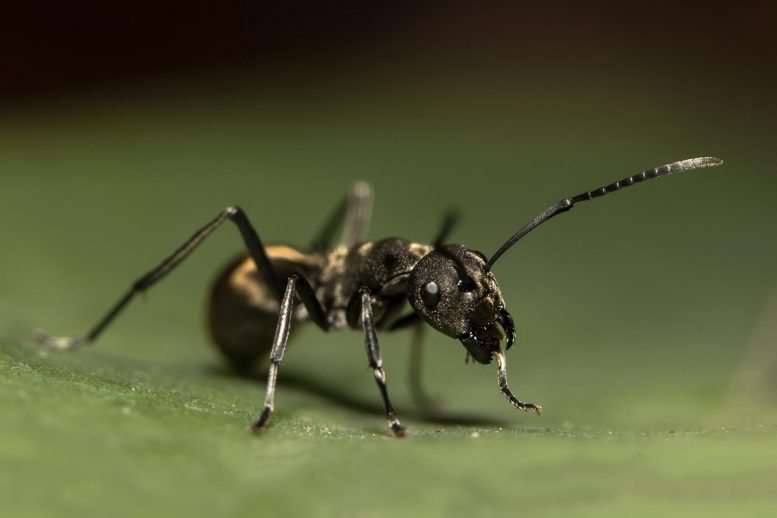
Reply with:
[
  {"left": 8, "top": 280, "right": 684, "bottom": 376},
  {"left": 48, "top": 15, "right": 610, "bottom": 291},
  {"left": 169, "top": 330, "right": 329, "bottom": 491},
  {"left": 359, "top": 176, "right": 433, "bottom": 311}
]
[{"left": 407, "top": 244, "right": 505, "bottom": 340}]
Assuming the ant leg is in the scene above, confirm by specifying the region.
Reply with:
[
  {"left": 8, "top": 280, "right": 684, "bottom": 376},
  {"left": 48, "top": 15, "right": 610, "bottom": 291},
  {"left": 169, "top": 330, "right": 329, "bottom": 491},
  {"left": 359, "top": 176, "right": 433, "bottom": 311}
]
[
  {"left": 251, "top": 272, "right": 330, "bottom": 434},
  {"left": 309, "top": 198, "right": 346, "bottom": 252},
  {"left": 358, "top": 287, "right": 406, "bottom": 437},
  {"left": 342, "top": 182, "right": 373, "bottom": 248},
  {"left": 388, "top": 313, "right": 437, "bottom": 411},
  {"left": 407, "top": 321, "right": 438, "bottom": 411},
  {"left": 35, "top": 206, "right": 282, "bottom": 350},
  {"left": 493, "top": 349, "right": 541, "bottom": 415},
  {"left": 309, "top": 182, "right": 373, "bottom": 252},
  {"left": 432, "top": 208, "right": 459, "bottom": 248}
]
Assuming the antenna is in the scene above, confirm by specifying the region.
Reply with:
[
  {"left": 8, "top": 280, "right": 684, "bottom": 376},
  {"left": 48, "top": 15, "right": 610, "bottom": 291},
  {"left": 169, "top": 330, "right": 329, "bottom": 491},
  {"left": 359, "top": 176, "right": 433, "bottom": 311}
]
[{"left": 485, "top": 157, "right": 724, "bottom": 270}]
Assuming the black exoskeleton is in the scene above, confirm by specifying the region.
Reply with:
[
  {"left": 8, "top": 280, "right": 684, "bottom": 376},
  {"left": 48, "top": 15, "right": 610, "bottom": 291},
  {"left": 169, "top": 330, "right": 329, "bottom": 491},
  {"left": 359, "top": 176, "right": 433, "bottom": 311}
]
[{"left": 35, "top": 157, "right": 723, "bottom": 436}]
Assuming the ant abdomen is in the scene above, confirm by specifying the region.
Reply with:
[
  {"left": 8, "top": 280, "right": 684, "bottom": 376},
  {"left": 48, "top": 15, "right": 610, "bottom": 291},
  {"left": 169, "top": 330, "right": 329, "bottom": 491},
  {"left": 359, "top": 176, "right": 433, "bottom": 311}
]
[{"left": 207, "top": 247, "right": 323, "bottom": 371}]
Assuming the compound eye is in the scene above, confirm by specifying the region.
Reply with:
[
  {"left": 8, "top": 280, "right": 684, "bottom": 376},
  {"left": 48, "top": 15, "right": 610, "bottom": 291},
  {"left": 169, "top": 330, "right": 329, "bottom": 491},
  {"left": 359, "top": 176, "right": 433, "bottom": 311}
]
[{"left": 421, "top": 281, "right": 441, "bottom": 307}]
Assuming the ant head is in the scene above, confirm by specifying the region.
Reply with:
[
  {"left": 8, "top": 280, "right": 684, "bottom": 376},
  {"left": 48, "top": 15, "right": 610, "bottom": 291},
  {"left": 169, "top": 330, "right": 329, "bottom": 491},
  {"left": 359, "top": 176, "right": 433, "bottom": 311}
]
[{"left": 407, "top": 244, "right": 515, "bottom": 364}]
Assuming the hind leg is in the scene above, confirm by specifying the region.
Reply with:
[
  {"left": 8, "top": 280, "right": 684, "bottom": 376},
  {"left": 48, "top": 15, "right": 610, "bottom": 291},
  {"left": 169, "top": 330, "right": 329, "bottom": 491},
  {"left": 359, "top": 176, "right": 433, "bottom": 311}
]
[
  {"left": 35, "top": 206, "right": 281, "bottom": 350},
  {"left": 310, "top": 182, "right": 374, "bottom": 251}
]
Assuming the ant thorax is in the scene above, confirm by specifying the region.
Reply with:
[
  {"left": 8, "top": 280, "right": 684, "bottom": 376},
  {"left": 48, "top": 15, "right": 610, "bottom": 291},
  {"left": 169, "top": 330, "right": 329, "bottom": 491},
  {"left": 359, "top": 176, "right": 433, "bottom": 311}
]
[{"left": 318, "top": 238, "right": 432, "bottom": 330}]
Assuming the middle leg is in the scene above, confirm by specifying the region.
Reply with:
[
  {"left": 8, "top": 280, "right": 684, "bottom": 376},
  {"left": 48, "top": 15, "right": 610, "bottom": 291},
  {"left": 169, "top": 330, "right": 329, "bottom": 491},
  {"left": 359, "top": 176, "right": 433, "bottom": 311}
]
[
  {"left": 388, "top": 312, "right": 438, "bottom": 411},
  {"left": 251, "top": 272, "right": 330, "bottom": 434}
]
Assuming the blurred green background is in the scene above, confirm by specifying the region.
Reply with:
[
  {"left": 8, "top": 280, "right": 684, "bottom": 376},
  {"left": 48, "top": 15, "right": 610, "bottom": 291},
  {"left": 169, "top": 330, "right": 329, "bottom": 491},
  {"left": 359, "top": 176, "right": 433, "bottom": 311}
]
[{"left": 2, "top": 2, "right": 776, "bottom": 517}]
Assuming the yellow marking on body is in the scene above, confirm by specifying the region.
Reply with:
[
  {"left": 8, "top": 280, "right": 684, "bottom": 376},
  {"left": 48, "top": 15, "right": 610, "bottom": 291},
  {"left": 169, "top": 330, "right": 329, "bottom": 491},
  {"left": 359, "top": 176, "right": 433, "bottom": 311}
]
[
  {"left": 226, "top": 246, "right": 322, "bottom": 315},
  {"left": 409, "top": 243, "right": 433, "bottom": 258},
  {"left": 357, "top": 242, "right": 374, "bottom": 256},
  {"left": 229, "top": 246, "right": 321, "bottom": 279},
  {"left": 229, "top": 259, "right": 277, "bottom": 311},
  {"left": 266, "top": 245, "right": 312, "bottom": 263}
]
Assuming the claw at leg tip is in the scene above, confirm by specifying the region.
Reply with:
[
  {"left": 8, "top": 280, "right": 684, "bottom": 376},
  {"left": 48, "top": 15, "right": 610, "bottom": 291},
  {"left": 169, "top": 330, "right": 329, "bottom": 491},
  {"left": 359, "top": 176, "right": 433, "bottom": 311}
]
[
  {"left": 391, "top": 424, "right": 407, "bottom": 437},
  {"left": 249, "top": 422, "right": 267, "bottom": 435},
  {"left": 31, "top": 330, "right": 85, "bottom": 351},
  {"left": 250, "top": 408, "right": 272, "bottom": 435}
]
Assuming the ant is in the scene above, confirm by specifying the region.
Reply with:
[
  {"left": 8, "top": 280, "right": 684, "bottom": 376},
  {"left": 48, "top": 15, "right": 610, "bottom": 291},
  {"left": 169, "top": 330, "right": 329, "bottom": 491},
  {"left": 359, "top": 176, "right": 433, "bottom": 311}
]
[{"left": 35, "top": 156, "right": 723, "bottom": 436}]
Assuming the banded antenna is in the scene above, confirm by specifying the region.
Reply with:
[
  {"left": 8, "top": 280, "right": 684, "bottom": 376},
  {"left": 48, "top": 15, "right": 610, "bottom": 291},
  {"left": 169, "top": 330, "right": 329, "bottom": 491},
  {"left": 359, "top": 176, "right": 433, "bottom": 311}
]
[{"left": 485, "top": 157, "right": 724, "bottom": 271}]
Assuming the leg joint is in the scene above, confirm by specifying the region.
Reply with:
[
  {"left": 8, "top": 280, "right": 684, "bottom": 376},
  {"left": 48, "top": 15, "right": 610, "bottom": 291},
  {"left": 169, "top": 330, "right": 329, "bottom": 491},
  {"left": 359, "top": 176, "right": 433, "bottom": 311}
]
[
  {"left": 133, "top": 276, "right": 152, "bottom": 292},
  {"left": 224, "top": 206, "right": 241, "bottom": 218}
]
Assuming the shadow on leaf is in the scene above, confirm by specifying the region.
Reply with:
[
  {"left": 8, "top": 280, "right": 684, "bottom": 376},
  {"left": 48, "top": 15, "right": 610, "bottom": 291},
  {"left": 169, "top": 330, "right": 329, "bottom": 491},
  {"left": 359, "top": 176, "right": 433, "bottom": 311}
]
[{"left": 207, "top": 364, "right": 508, "bottom": 427}]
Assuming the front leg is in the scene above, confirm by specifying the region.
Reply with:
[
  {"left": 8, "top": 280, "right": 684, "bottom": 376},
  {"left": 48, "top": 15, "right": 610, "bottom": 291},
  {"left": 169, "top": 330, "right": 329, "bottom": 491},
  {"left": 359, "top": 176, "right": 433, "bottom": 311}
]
[
  {"left": 388, "top": 312, "right": 438, "bottom": 412},
  {"left": 357, "top": 287, "right": 406, "bottom": 437}
]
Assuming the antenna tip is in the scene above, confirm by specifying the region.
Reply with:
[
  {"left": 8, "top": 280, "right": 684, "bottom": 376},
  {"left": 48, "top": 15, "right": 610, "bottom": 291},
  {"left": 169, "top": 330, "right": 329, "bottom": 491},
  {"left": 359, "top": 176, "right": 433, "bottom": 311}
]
[{"left": 686, "top": 156, "right": 724, "bottom": 169}]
